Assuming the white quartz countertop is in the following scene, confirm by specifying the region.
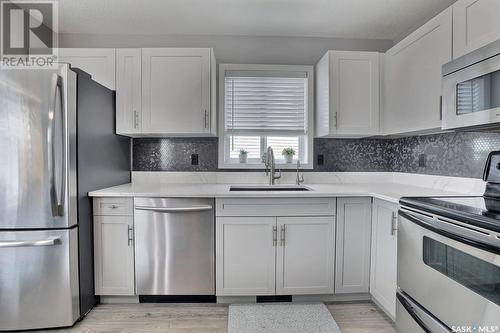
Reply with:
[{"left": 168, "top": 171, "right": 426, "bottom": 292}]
[{"left": 88, "top": 182, "right": 473, "bottom": 204}]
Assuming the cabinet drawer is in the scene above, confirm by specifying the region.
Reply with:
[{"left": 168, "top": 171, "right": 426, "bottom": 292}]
[
  {"left": 216, "top": 198, "right": 336, "bottom": 217},
  {"left": 93, "top": 197, "right": 133, "bottom": 216}
]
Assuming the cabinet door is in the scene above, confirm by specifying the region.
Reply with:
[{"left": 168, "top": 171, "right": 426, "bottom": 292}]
[
  {"left": 216, "top": 217, "right": 276, "bottom": 296},
  {"left": 331, "top": 51, "right": 380, "bottom": 136},
  {"left": 383, "top": 8, "right": 452, "bottom": 135},
  {"left": 335, "top": 197, "right": 372, "bottom": 294},
  {"left": 116, "top": 48, "right": 142, "bottom": 135},
  {"left": 276, "top": 216, "right": 335, "bottom": 295},
  {"left": 57, "top": 48, "right": 116, "bottom": 90},
  {"left": 453, "top": 0, "right": 500, "bottom": 58},
  {"left": 370, "top": 199, "right": 398, "bottom": 320},
  {"left": 94, "top": 216, "right": 134, "bottom": 295},
  {"left": 141, "top": 48, "right": 212, "bottom": 135}
]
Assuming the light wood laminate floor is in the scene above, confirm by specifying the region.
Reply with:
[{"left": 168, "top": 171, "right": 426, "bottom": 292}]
[{"left": 41, "top": 301, "right": 396, "bottom": 333}]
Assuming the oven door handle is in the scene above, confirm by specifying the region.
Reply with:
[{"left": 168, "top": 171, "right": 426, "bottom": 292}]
[
  {"left": 396, "top": 292, "right": 433, "bottom": 333},
  {"left": 399, "top": 209, "right": 500, "bottom": 255}
]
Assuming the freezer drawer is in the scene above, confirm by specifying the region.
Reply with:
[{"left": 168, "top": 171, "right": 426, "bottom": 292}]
[
  {"left": 0, "top": 228, "right": 80, "bottom": 331},
  {"left": 134, "top": 198, "right": 215, "bottom": 295}
]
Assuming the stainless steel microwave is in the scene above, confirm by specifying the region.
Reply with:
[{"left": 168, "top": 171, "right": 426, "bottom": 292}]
[{"left": 442, "top": 39, "right": 500, "bottom": 130}]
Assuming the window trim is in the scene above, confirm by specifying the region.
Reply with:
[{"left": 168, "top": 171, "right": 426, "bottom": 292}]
[{"left": 218, "top": 64, "right": 314, "bottom": 170}]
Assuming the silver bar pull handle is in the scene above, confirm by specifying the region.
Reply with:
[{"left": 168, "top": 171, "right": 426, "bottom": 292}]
[
  {"left": 439, "top": 96, "right": 443, "bottom": 121},
  {"left": 280, "top": 225, "right": 286, "bottom": 246},
  {"left": 391, "top": 211, "right": 398, "bottom": 235},
  {"left": 272, "top": 226, "right": 277, "bottom": 246},
  {"left": 133, "top": 110, "right": 139, "bottom": 129},
  {"left": 0, "top": 238, "right": 61, "bottom": 248},
  {"left": 48, "top": 74, "right": 65, "bottom": 217},
  {"left": 204, "top": 110, "right": 209, "bottom": 129},
  {"left": 127, "top": 225, "right": 133, "bottom": 246},
  {"left": 135, "top": 205, "right": 213, "bottom": 213}
]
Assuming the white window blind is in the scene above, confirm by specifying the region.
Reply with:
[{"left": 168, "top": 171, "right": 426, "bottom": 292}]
[{"left": 224, "top": 71, "right": 308, "bottom": 134}]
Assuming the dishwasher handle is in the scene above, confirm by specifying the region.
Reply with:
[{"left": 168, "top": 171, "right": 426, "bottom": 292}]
[{"left": 135, "top": 205, "right": 213, "bottom": 213}]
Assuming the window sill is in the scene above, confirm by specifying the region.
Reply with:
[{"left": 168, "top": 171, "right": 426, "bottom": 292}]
[{"left": 219, "top": 162, "right": 313, "bottom": 170}]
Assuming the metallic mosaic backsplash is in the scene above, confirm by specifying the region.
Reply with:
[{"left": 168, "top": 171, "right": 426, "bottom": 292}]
[
  {"left": 133, "top": 132, "right": 500, "bottom": 178},
  {"left": 389, "top": 132, "right": 500, "bottom": 178}
]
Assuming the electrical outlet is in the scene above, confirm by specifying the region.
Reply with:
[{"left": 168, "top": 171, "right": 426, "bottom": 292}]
[
  {"left": 191, "top": 154, "right": 199, "bottom": 166},
  {"left": 317, "top": 154, "right": 324, "bottom": 166},
  {"left": 418, "top": 154, "right": 426, "bottom": 167}
]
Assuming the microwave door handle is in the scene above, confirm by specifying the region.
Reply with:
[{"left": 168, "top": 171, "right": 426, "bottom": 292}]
[
  {"left": 48, "top": 74, "right": 65, "bottom": 217},
  {"left": 396, "top": 292, "right": 433, "bottom": 333},
  {"left": 135, "top": 205, "right": 213, "bottom": 213}
]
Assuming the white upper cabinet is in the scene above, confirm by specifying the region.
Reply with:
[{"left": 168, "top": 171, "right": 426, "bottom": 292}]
[
  {"left": 370, "top": 198, "right": 398, "bottom": 320},
  {"left": 335, "top": 197, "right": 372, "bottom": 294},
  {"left": 315, "top": 51, "right": 380, "bottom": 138},
  {"left": 116, "top": 48, "right": 142, "bottom": 135},
  {"left": 141, "top": 48, "right": 216, "bottom": 136},
  {"left": 453, "top": 0, "right": 500, "bottom": 59},
  {"left": 382, "top": 8, "right": 452, "bottom": 135},
  {"left": 57, "top": 48, "right": 116, "bottom": 90}
]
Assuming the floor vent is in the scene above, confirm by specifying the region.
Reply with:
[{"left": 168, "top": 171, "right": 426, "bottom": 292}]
[{"left": 256, "top": 295, "right": 292, "bottom": 303}]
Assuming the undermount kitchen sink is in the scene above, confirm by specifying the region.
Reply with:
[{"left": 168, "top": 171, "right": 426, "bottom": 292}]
[{"left": 229, "top": 185, "right": 311, "bottom": 191}]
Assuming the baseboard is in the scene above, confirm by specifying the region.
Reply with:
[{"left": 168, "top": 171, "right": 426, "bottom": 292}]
[
  {"left": 293, "top": 293, "right": 371, "bottom": 302},
  {"left": 217, "top": 293, "right": 371, "bottom": 304},
  {"left": 371, "top": 296, "right": 395, "bottom": 322},
  {"left": 99, "top": 296, "right": 140, "bottom": 304},
  {"left": 139, "top": 295, "right": 216, "bottom": 303},
  {"left": 217, "top": 296, "right": 257, "bottom": 304}
]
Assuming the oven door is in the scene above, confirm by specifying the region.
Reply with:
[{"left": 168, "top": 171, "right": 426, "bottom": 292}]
[
  {"left": 442, "top": 52, "right": 500, "bottom": 130},
  {"left": 398, "top": 208, "right": 500, "bottom": 329}
]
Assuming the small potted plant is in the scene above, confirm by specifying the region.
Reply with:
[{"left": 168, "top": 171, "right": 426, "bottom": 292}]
[
  {"left": 239, "top": 149, "right": 248, "bottom": 163},
  {"left": 282, "top": 147, "right": 295, "bottom": 164}
]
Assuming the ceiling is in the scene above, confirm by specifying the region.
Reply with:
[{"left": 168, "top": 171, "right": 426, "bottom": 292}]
[{"left": 58, "top": 0, "right": 457, "bottom": 40}]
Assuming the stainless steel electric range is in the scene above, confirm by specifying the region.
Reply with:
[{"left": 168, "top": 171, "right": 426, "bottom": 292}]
[{"left": 396, "top": 152, "right": 500, "bottom": 333}]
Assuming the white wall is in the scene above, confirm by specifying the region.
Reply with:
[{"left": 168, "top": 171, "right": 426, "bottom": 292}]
[{"left": 59, "top": 33, "right": 393, "bottom": 65}]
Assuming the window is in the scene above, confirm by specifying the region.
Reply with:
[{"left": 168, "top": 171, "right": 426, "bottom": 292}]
[{"left": 218, "top": 64, "right": 314, "bottom": 169}]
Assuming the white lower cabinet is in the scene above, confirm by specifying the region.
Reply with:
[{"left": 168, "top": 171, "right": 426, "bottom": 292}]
[
  {"left": 276, "top": 217, "right": 335, "bottom": 295},
  {"left": 215, "top": 198, "right": 336, "bottom": 296},
  {"left": 215, "top": 217, "right": 276, "bottom": 296},
  {"left": 335, "top": 197, "right": 372, "bottom": 294},
  {"left": 93, "top": 197, "right": 135, "bottom": 296},
  {"left": 94, "top": 215, "right": 135, "bottom": 295},
  {"left": 370, "top": 198, "right": 398, "bottom": 319}
]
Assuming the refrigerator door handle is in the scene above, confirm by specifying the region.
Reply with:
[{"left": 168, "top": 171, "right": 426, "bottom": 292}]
[
  {"left": 48, "top": 73, "right": 66, "bottom": 217},
  {"left": 0, "top": 237, "right": 61, "bottom": 248}
]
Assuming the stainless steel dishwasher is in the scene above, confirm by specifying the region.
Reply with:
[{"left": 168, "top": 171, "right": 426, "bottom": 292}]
[{"left": 134, "top": 198, "right": 214, "bottom": 295}]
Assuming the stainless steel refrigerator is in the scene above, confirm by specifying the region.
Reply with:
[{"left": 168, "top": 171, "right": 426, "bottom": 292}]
[{"left": 0, "top": 64, "right": 130, "bottom": 331}]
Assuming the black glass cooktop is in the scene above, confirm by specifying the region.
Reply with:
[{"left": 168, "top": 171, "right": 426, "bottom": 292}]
[{"left": 400, "top": 196, "right": 500, "bottom": 233}]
